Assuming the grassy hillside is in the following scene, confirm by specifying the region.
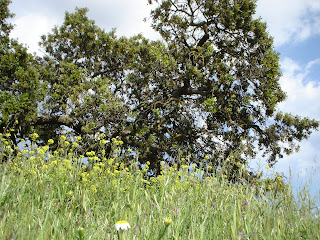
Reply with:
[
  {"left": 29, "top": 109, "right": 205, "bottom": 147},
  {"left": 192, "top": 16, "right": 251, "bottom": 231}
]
[{"left": 0, "top": 134, "right": 319, "bottom": 239}]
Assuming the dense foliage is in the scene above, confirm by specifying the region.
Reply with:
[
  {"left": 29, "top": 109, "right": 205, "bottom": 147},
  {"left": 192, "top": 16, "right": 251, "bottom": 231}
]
[{"left": 0, "top": 0, "right": 318, "bottom": 180}]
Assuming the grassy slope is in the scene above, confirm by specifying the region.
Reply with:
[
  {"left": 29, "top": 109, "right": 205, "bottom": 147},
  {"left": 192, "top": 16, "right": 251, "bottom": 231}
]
[{"left": 0, "top": 136, "right": 319, "bottom": 239}]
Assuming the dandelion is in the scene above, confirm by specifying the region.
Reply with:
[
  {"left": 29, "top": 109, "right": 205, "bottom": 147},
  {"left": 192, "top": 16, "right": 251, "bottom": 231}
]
[
  {"left": 266, "top": 165, "right": 270, "bottom": 170},
  {"left": 115, "top": 221, "right": 131, "bottom": 231}
]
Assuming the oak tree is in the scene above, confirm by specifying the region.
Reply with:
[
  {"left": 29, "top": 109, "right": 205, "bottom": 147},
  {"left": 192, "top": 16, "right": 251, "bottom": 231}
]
[{"left": 1, "top": 0, "right": 318, "bottom": 181}]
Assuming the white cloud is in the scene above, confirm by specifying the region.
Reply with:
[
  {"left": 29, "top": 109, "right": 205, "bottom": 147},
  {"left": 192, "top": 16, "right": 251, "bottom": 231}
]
[
  {"left": 10, "top": 14, "right": 58, "bottom": 55},
  {"left": 84, "top": 0, "right": 160, "bottom": 40},
  {"left": 278, "top": 57, "right": 320, "bottom": 118},
  {"left": 256, "top": 0, "right": 320, "bottom": 46}
]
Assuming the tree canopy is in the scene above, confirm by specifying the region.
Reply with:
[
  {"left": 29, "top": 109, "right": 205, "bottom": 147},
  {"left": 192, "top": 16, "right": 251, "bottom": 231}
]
[
  {"left": 1, "top": 0, "right": 319, "bottom": 181},
  {"left": 1, "top": 0, "right": 45, "bottom": 147}
]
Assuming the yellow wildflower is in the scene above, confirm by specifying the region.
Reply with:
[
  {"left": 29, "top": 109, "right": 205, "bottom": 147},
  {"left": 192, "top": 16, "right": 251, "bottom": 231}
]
[
  {"left": 60, "top": 135, "right": 66, "bottom": 141},
  {"left": 164, "top": 218, "right": 172, "bottom": 226},
  {"left": 31, "top": 133, "right": 39, "bottom": 140}
]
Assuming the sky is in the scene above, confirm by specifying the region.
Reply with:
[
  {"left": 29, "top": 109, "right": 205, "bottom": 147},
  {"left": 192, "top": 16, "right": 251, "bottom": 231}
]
[{"left": 7, "top": 0, "right": 320, "bottom": 200}]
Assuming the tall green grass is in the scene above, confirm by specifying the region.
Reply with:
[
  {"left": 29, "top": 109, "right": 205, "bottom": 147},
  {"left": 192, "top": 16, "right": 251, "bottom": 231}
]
[{"left": 0, "top": 134, "right": 319, "bottom": 239}]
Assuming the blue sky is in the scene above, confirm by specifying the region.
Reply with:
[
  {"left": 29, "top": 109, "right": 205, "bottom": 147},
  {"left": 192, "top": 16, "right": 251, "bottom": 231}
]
[{"left": 8, "top": 0, "right": 320, "bottom": 199}]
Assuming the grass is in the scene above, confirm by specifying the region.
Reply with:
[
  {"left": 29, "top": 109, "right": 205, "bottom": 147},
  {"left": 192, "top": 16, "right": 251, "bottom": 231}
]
[{"left": 0, "top": 134, "right": 319, "bottom": 239}]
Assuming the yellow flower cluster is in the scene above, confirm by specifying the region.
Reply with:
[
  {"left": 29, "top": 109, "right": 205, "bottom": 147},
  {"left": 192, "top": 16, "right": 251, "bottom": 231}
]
[{"left": 1, "top": 131, "right": 290, "bottom": 219}]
